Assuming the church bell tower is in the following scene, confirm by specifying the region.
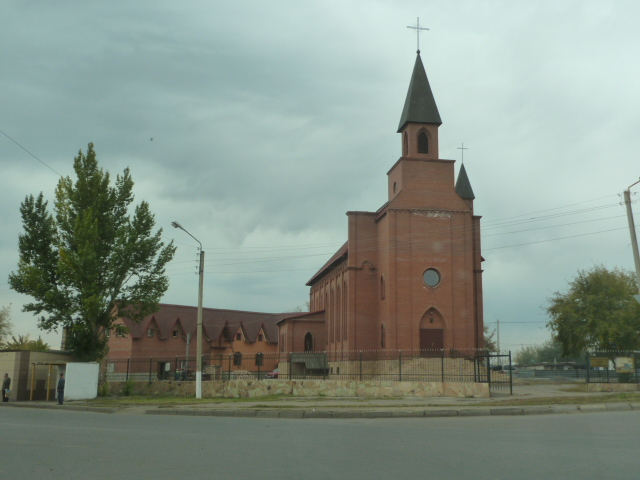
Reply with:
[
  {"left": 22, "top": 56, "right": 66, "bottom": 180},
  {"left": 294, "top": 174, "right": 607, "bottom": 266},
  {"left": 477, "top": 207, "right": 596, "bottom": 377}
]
[{"left": 397, "top": 52, "right": 442, "bottom": 161}]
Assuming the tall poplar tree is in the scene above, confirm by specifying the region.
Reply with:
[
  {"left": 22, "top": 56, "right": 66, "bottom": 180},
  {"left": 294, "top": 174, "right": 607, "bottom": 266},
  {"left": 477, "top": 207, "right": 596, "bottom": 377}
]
[{"left": 9, "top": 143, "right": 176, "bottom": 361}]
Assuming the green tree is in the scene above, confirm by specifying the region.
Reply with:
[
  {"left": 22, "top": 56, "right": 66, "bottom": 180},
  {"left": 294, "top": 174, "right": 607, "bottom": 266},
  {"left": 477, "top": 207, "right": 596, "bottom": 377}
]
[
  {"left": 9, "top": 143, "right": 176, "bottom": 361},
  {"left": 513, "top": 345, "right": 538, "bottom": 365},
  {"left": 0, "top": 306, "right": 12, "bottom": 348},
  {"left": 4, "top": 334, "right": 51, "bottom": 351},
  {"left": 546, "top": 265, "right": 640, "bottom": 356},
  {"left": 514, "top": 340, "right": 583, "bottom": 365},
  {"left": 483, "top": 324, "right": 497, "bottom": 352}
]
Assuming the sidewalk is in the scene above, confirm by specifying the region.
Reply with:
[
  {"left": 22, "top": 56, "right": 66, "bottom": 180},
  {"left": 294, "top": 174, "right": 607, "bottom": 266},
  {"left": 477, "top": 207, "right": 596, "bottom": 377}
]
[{"left": 3, "top": 380, "right": 640, "bottom": 419}]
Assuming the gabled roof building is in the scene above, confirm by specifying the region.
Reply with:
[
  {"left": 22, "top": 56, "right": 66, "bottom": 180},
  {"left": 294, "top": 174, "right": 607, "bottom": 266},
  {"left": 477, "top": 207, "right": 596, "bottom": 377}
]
[{"left": 109, "top": 303, "right": 299, "bottom": 359}]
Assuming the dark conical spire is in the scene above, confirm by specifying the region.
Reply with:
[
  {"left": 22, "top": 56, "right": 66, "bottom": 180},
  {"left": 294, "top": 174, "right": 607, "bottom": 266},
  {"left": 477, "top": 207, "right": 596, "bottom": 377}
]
[
  {"left": 455, "top": 163, "right": 475, "bottom": 200},
  {"left": 397, "top": 53, "right": 442, "bottom": 132}
]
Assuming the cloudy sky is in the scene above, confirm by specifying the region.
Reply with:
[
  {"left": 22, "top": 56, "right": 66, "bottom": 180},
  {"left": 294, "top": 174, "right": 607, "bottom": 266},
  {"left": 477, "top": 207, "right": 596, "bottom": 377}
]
[{"left": 1, "top": 1, "right": 638, "bottom": 354}]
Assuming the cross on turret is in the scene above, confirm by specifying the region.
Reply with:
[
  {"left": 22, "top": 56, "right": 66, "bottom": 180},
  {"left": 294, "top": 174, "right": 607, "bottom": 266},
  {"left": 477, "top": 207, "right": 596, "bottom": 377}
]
[
  {"left": 407, "top": 17, "right": 429, "bottom": 53},
  {"left": 458, "top": 143, "right": 468, "bottom": 163}
]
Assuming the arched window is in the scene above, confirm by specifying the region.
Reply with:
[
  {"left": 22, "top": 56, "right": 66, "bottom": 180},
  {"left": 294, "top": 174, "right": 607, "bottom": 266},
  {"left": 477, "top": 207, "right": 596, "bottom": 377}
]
[
  {"left": 343, "top": 279, "right": 348, "bottom": 341},
  {"left": 403, "top": 132, "right": 408, "bottom": 156},
  {"left": 337, "top": 284, "right": 342, "bottom": 343},
  {"left": 304, "top": 332, "right": 313, "bottom": 352},
  {"left": 380, "top": 275, "right": 386, "bottom": 300},
  {"left": 418, "top": 131, "right": 429, "bottom": 153},
  {"left": 381, "top": 324, "right": 386, "bottom": 348}
]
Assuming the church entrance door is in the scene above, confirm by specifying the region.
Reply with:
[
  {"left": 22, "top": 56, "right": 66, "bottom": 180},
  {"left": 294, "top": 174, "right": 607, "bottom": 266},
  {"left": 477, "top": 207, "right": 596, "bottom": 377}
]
[{"left": 420, "top": 328, "right": 444, "bottom": 353}]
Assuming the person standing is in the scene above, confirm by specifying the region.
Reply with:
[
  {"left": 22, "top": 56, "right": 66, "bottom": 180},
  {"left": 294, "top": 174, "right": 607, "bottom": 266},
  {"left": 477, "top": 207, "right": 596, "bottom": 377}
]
[
  {"left": 56, "top": 373, "right": 65, "bottom": 405},
  {"left": 2, "top": 374, "right": 10, "bottom": 402}
]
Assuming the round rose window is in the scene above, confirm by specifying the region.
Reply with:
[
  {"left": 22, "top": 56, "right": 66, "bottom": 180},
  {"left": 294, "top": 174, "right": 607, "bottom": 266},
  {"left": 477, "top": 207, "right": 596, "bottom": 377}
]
[{"left": 423, "top": 269, "right": 441, "bottom": 287}]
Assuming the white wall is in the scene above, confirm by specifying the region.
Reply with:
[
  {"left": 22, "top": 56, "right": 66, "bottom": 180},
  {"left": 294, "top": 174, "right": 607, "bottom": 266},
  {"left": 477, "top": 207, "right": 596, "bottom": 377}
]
[{"left": 64, "top": 362, "right": 99, "bottom": 400}]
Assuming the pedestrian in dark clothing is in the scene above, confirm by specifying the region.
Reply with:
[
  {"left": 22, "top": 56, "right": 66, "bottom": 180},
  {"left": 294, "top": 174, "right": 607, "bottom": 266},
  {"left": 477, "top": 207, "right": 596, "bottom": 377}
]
[
  {"left": 2, "top": 374, "right": 10, "bottom": 402},
  {"left": 57, "top": 373, "right": 65, "bottom": 405}
]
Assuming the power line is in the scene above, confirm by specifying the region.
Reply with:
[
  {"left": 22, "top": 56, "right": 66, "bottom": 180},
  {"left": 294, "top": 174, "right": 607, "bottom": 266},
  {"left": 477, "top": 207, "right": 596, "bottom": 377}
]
[
  {"left": 486, "top": 320, "right": 547, "bottom": 324},
  {"left": 169, "top": 197, "right": 630, "bottom": 264},
  {"left": 0, "top": 129, "right": 63, "bottom": 177},
  {"left": 483, "top": 226, "right": 628, "bottom": 251},
  {"left": 166, "top": 219, "right": 629, "bottom": 272}
]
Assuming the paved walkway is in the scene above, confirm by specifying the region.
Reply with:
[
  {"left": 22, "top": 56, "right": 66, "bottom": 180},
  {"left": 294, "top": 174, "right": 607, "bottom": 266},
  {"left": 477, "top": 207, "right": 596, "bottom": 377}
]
[{"left": 3, "top": 380, "right": 639, "bottom": 419}]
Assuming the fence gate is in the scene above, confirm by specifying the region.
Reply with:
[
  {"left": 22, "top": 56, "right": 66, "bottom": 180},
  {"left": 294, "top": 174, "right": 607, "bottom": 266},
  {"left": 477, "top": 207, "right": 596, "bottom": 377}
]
[{"left": 476, "top": 352, "right": 513, "bottom": 395}]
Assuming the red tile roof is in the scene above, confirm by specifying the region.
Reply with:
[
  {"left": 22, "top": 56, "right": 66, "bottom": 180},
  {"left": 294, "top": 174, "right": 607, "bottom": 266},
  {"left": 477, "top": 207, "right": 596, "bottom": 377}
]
[{"left": 120, "top": 303, "right": 300, "bottom": 344}]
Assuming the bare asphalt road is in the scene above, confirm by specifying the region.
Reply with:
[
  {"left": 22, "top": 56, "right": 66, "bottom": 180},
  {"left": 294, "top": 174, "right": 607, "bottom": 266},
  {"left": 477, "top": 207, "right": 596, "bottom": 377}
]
[{"left": 1, "top": 404, "right": 638, "bottom": 480}]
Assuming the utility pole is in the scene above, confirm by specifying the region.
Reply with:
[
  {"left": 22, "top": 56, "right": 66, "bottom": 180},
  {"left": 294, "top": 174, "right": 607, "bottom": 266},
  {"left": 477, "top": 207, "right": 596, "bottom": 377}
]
[
  {"left": 196, "top": 248, "right": 205, "bottom": 398},
  {"left": 172, "top": 221, "right": 205, "bottom": 399},
  {"left": 624, "top": 179, "right": 640, "bottom": 304}
]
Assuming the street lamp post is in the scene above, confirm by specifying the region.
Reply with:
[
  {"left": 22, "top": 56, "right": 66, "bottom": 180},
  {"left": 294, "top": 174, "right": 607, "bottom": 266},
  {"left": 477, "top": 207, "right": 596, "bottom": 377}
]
[{"left": 171, "top": 221, "right": 205, "bottom": 399}]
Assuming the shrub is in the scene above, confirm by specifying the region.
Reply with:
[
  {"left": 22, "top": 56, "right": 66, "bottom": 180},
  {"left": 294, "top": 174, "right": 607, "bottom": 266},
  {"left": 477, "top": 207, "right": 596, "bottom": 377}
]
[
  {"left": 123, "top": 380, "right": 135, "bottom": 396},
  {"left": 98, "top": 381, "right": 111, "bottom": 397}
]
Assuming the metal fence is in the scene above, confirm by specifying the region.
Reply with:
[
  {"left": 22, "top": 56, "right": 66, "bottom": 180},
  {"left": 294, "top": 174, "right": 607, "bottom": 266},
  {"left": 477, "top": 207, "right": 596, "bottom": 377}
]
[
  {"left": 485, "top": 352, "right": 514, "bottom": 394},
  {"left": 105, "top": 349, "right": 513, "bottom": 389},
  {"left": 585, "top": 351, "right": 639, "bottom": 384}
]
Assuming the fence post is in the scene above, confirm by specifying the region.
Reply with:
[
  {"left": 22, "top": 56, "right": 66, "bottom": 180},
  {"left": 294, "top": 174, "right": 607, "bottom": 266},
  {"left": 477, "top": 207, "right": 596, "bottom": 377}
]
[
  {"left": 359, "top": 351, "right": 363, "bottom": 381},
  {"left": 441, "top": 349, "right": 445, "bottom": 383},
  {"left": 508, "top": 351, "right": 513, "bottom": 395},
  {"left": 635, "top": 353, "right": 639, "bottom": 385},
  {"left": 289, "top": 353, "right": 293, "bottom": 381},
  {"left": 126, "top": 357, "right": 130, "bottom": 382},
  {"left": 586, "top": 352, "right": 590, "bottom": 384},
  {"left": 149, "top": 357, "right": 153, "bottom": 383},
  {"left": 486, "top": 353, "right": 491, "bottom": 387},
  {"left": 228, "top": 354, "right": 232, "bottom": 381},
  {"left": 323, "top": 352, "right": 326, "bottom": 381},
  {"left": 473, "top": 356, "right": 477, "bottom": 383},
  {"left": 399, "top": 351, "right": 402, "bottom": 382},
  {"left": 256, "top": 353, "right": 265, "bottom": 380}
]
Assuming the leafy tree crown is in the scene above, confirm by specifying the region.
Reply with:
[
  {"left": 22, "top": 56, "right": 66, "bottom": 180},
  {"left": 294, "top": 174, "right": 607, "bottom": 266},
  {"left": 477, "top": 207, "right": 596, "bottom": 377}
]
[{"left": 9, "top": 143, "right": 176, "bottom": 361}]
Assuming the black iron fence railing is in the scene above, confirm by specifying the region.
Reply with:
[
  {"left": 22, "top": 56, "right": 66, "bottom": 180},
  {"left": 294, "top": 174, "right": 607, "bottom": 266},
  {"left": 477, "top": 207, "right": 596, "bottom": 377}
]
[
  {"left": 585, "top": 351, "right": 639, "bottom": 384},
  {"left": 104, "top": 349, "right": 513, "bottom": 387}
]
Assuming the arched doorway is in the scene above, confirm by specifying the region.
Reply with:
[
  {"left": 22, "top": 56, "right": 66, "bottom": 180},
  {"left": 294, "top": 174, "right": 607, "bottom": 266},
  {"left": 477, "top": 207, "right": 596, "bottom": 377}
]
[
  {"left": 304, "top": 332, "right": 314, "bottom": 352},
  {"left": 419, "top": 308, "right": 444, "bottom": 354}
]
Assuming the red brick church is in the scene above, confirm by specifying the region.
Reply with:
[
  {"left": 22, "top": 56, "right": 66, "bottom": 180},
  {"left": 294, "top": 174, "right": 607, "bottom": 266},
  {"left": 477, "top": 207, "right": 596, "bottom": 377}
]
[
  {"left": 278, "top": 51, "right": 484, "bottom": 354},
  {"left": 108, "top": 51, "right": 484, "bottom": 361}
]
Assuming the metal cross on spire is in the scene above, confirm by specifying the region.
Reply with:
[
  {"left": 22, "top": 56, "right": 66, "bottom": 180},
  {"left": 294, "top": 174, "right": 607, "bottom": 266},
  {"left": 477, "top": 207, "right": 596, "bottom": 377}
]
[
  {"left": 407, "top": 17, "right": 429, "bottom": 53},
  {"left": 457, "top": 143, "right": 468, "bottom": 163}
]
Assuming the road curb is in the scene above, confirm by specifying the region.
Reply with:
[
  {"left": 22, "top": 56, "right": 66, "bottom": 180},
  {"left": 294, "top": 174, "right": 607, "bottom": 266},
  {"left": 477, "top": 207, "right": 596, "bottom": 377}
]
[
  {"left": 522, "top": 406, "right": 554, "bottom": 415},
  {"left": 0, "top": 403, "right": 118, "bottom": 414},
  {"left": 4, "top": 402, "right": 640, "bottom": 419},
  {"left": 578, "top": 404, "right": 606, "bottom": 413},
  {"left": 490, "top": 408, "right": 523, "bottom": 416},
  {"left": 153, "top": 403, "right": 640, "bottom": 419}
]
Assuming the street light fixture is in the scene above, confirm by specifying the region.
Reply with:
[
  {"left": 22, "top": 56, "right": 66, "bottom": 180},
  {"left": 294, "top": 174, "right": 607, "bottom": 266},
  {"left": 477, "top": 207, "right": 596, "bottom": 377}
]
[{"left": 171, "top": 221, "right": 205, "bottom": 398}]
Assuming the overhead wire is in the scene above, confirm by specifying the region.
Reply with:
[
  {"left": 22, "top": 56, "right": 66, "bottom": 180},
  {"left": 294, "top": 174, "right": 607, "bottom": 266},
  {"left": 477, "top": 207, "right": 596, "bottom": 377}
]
[
  {"left": 165, "top": 202, "right": 632, "bottom": 274},
  {"left": 0, "top": 129, "right": 63, "bottom": 177},
  {"left": 4, "top": 131, "right": 632, "bottom": 278},
  {"left": 169, "top": 194, "right": 630, "bottom": 263}
]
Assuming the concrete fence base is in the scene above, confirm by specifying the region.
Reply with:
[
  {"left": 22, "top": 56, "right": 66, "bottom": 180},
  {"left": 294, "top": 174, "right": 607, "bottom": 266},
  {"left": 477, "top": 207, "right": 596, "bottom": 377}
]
[{"left": 107, "top": 379, "right": 489, "bottom": 399}]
